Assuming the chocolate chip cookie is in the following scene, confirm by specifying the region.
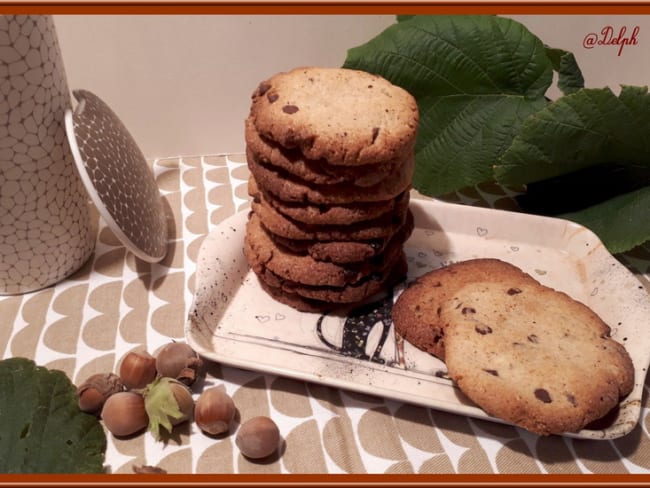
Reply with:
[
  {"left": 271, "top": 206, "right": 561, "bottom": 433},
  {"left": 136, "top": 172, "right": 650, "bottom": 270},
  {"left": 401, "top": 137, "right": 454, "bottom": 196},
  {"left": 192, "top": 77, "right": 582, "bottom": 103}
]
[
  {"left": 245, "top": 118, "right": 402, "bottom": 187},
  {"left": 249, "top": 67, "right": 419, "bottom": 166},
  {"left": 442, "top": 280, "right": 634, "bottom": 435},
  {"left": 392, "top": 259, "right": 540, "bottom": 360},
  {"left": 244, "top": 212, "right": 404, "bottom": 287},
  {"left": 257, "top": 252, "right": 407, "bottom": 310},
  {"left": 269, "top": 210, "right": 414, "bottom": 264},
  {"left": 248, "top": 176, "right": 407, "bottom": 226},
  {"left": 247, "top": 152, "right": 414, "bottom": 205},
  {"left": 250, "top": 193, "right": 410, "bottom": 243}
]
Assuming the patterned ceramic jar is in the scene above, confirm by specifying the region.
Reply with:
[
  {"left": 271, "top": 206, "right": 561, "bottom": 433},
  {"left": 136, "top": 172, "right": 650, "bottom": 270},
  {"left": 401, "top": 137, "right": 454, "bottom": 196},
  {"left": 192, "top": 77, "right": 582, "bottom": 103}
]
[{"left": 0, "top": 15, "right": 95, "bottom": 294}]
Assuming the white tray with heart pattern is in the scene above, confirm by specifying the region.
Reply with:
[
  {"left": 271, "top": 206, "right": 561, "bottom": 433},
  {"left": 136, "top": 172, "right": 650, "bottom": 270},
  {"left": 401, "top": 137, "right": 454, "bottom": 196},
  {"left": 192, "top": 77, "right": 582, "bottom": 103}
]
[{"left": 185, "top": 197, "right": 650, "bottom": 439}]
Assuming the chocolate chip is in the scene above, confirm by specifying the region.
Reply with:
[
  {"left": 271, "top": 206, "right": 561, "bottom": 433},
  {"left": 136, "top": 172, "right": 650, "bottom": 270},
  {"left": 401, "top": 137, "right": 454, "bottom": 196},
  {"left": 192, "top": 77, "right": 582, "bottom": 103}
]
[
  {"left": 507, "top": 288, "right": 522, "bottom": 295},
  {"left": 371, "top": 127, "right": 380, "bottom": 143},
  {"left": 282, "top": 104, "right": 299, "bottom": 114},
  {"left": 257, "top": 83, "right": 271, "bottom": 96},
  {"left": 436, "top": 306, "right": 442, "bottom": 317},
  {"left": 534, "top": 388, "right": 552, "bottom": 403},
  {"left": 483, "top": 369, "right": 499, "bottom": 377},
  {"left": 461, "top": 307, "right": 476, "bottom": 315},
  {"left": 527, "top": 334, "right": 539, "bottom": 344},
  {"left": 565, "top": 393, "right": 577, "bottom": 407},
  {"left": 475, "top": 324, "right": 492, "bottom": 335},
  {"left": 267, "top": 93, "right": 279, "bottom": 103}
]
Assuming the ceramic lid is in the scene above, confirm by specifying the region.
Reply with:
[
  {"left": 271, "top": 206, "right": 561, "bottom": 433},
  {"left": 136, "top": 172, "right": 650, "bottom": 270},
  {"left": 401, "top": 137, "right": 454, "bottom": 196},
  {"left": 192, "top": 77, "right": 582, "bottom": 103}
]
[{"left": 65, "top": 89, "right": 168, "bottom": 263}]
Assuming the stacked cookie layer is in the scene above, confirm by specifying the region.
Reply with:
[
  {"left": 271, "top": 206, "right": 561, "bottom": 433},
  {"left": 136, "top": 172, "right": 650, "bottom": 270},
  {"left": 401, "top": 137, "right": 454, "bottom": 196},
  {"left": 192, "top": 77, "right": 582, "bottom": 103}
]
[{"left": 243, "top": 67, "right": 419, "bottom": 312}]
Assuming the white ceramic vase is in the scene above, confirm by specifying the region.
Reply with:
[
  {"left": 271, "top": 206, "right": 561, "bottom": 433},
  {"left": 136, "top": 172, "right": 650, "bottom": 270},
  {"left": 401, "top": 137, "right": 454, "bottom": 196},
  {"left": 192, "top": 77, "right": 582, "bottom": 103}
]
[{"left": 0, "top": 15, "right": 95, "bottom": 295}]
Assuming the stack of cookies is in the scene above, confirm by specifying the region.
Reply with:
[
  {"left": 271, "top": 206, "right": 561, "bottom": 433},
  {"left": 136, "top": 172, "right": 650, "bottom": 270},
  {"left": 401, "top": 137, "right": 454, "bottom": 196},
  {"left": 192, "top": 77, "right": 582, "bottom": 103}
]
[{"left": 243, "top": 67, "right": 419, "bottom": 312}]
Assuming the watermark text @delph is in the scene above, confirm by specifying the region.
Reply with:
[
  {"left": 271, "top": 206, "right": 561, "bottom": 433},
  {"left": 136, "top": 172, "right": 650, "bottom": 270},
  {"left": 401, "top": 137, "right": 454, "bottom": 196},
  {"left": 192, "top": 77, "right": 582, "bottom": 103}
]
[{"left": 583, "top": 26, "right": 640, "bottom": 56}]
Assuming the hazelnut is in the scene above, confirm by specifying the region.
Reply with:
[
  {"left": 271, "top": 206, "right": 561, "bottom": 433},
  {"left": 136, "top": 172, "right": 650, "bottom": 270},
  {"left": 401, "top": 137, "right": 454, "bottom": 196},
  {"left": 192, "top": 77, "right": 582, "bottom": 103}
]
[
  {"left": 195, "top": 387, "right": 236, "bottom": 435},
  {"left": 155, "top": 342, "right": 203, "bottom": 386},
  {"left": 142, "top": 377, "right": 194, "bottom": 439},
  {"left": 236, "top": 416, "right": 280, "bottom": 459},
  {"left": 76, "top": 372, "right": 125, "bottom": 414},
  {"left": 101, "top": 391, "right": 148, "bottom": 437},
  {"left": 78, "top": 386, "right": 105, "bottom": 414},
  {"left": 133, "top": 465, "right": 167, "bottom": 474},
  {"left": 119, "top": 349, "right": 157, "bottom": 390}
]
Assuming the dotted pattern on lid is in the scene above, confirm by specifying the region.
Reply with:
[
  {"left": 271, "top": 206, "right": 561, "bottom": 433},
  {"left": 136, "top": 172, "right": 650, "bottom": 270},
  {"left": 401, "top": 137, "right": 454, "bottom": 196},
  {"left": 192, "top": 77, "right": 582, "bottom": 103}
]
[{"left": 66, "top": 89, "right": 168, "bottom": 263}]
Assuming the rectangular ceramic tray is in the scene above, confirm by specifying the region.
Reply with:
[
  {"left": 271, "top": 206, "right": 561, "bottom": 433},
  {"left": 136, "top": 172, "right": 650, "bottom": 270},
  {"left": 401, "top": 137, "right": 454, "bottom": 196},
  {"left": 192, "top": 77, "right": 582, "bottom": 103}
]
[{"left": 185, "top": 197, "right": 650, "bottom": 439}]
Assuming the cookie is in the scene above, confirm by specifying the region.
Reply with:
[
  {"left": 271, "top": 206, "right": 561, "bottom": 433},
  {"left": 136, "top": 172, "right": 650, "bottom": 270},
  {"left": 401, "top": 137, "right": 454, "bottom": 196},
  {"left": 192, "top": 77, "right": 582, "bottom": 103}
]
[
  {"left": 257, "top": 252, "right": 407, "bottom": 307},
  {"left": 256, "top": 253, "right": 407, "bottom": 312},
  {"left": 256, "top": 278, "right": 334, "bottom": 313},
  {"left": 248, "top": 176, "right": 407, "bottom": 226},
  {"left": 268, "top": 209, "right": 414, "bottom": 264},
  {"left": 442, "top": 280, "right": 635, "bottom": 435},
  {"left": 250, "top": 194, "right": 410, "bottom": 242},
  {"left": 247, "top": 151, "right": 414, "bottom": 205},
  {"left": 392, "top": 259, "right": 540, "bottom": 360},
  {"left": 244, "top": 212, "right": 404, "bottom": 287},
  {"left": 245, "top": 118, "right": 403, "bottom": 187},
  {"left": 249, "top": 67, "right": 419, "bottom": 166}
]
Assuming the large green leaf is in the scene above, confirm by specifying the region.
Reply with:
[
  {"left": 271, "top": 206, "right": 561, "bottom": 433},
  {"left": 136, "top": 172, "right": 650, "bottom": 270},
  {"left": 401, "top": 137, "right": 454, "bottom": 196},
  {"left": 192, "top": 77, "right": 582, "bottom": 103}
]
[
  {"left": 414, "top": 94, "right": 547, "bottom": 196},
  {"left": 343, "top": 15, "right": 555, "bottom": 195},
  {"left": 0, "top": 358, "right": 106, "bottom": 473},
  {"left": 561, "top": 185, "right": 650, "bottom": 255},
  {"left": 494, "top": 85, "right": 650, "bottom": 253},
  {"left": 544, "top": 46, "right": 584, "bottom": 95},
  {"left": 495, "top": 86, "right": 650, "bottom": 185},
  {"left": 344, "top": 15, "right": 649, "bottom": 252}
]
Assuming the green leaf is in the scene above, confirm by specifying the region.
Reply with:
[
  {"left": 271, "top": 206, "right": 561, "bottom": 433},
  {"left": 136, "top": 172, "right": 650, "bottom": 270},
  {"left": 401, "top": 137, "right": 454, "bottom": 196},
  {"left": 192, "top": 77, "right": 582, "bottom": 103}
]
[
  {"left": 142, "top": 377, "right": 189, "bottom": 440},
  {"left": 495, "top": 86, "right": 650, "bottom": 185},
  {"left": 544, "top": 46, "right": 584, "bottom": 95},
  {"left": 344, "top": 15, "right": 649, "bottom": 252},
  {"left": 396, "top": 14, "right": 415, "bottom": 22},
  {"left": 0, "top": 358, "right": 106, "bottom": 473},
  {"left": 414, "top": 94, "right": 547, "bottom": 196},
  {"left": 561, "top": 186, "right": 650, "bottom": 254},
  {"left": 495, "top": 85, "right": 650, "bottom": 253},
  {"left": 343, "top": 15, "right": 555, "bottom": 196}
]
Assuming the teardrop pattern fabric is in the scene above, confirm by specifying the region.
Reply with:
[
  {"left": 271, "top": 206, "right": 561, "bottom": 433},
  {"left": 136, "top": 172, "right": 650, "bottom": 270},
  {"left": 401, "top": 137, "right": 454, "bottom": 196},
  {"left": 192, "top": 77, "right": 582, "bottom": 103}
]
[{"left": 0, "top": 153, "right": 648, "bottom": 473}]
